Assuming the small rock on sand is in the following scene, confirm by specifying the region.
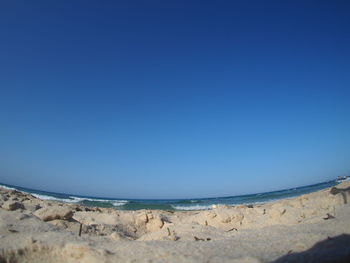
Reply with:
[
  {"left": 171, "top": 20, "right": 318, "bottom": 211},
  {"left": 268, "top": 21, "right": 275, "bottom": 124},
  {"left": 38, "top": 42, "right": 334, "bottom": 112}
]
[
  {"left": 2, "top": 201, "right": 25, "bottom": 211},
  {"left": 34, "top": 206, "right": 74, "bottom": 221}
]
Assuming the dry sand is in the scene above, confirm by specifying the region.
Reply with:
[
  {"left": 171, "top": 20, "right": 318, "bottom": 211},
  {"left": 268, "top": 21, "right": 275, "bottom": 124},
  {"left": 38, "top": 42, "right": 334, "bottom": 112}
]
[{"left": 0, "top": 181, "right": 349, "bottom": 263}]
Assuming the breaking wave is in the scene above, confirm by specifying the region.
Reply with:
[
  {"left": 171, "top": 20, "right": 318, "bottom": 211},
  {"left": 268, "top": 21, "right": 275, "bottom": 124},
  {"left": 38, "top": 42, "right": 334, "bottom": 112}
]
[
  {"left": 31, "top": 193, "right": 76, "bottom": 203},
  {"left": 0, "top": 185, "right": 16, "bottom": 191}
]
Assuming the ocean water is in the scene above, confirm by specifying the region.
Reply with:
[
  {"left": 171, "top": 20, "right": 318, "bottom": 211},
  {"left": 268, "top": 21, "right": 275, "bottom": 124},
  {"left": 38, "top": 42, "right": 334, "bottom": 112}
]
[{"left": 0, "top": 180, "right": 343, "bottom": 211}]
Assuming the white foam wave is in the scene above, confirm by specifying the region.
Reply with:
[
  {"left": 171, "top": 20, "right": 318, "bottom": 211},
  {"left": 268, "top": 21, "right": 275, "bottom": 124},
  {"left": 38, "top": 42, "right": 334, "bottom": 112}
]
[
  {"left": 70, "top": 196, "right": 128, "bottom": 205},
  {"left": 70, "top": 196, "right": 112, "bottom": 202},
  {"left": 29, "top": 193, "right": 130, "bottom": 207},
  {"left": 0, "top": 185, "right": 16, "bottom": 191},
  {"left": 31, "top": 193, "right": 76, "bottom": 203},
  {"left": 171, "top": 204, "right": 212, "bottom": 210},
  {"left": 112, "top": 200, "right": 129, "bottom": 206}
]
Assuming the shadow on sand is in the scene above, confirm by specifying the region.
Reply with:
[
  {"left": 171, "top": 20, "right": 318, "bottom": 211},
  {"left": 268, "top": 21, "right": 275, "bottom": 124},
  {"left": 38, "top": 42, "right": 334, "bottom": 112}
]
[{"left": 273, "top": 234, "right": 350, "bottom": 263}]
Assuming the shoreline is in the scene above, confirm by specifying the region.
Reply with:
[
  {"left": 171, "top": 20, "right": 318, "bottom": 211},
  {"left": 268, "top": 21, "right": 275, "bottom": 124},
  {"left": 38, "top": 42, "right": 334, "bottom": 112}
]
[
  {"left": 0, "top": 181, "right": 349, "bottom": 262},
  {"left": 0, "top": 179, "right": 341, "bottom": 211}
]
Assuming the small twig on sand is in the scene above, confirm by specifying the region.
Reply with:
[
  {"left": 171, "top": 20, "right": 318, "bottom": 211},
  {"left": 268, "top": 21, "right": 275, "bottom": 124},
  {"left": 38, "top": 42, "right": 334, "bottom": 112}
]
[
  {"left": 79, "top": 223, "right": 83, "bottom": 236},
  {"left": 226, "top": 228, "right": 238, "bottom": 232},
  {"left": 323, "top": 213, "right": 335, "bottom": 220},
  {"left": 194, "top": 236, "right": 211, "bottom": 241}
]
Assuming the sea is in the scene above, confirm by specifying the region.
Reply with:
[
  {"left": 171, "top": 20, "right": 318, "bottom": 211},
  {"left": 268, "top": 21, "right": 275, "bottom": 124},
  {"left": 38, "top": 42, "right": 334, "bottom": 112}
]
[{"left": 0, "top": 179, "right": 345, "bottom": 211}]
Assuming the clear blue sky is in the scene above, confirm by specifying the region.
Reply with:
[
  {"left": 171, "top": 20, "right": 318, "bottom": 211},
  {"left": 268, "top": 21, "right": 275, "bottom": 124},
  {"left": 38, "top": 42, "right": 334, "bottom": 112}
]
[{"left": 0, "top": 1, "right": 349, "bottom": 199}]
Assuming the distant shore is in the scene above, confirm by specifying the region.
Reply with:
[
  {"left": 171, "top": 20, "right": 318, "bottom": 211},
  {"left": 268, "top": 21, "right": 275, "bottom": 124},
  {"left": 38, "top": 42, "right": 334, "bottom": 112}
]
[{"left": 0, "top": 180, "right": 350, "bottom": 262}]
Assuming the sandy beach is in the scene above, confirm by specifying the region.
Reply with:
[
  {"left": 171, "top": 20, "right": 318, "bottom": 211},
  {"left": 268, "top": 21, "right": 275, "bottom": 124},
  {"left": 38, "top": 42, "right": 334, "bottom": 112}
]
[{"left": 0, "top": 181, "right": 349, "bottom": 263}]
